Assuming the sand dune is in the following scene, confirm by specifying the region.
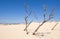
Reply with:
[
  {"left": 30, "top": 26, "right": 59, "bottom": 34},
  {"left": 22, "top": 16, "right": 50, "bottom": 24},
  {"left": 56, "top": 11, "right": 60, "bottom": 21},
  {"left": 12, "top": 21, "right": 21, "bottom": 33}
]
[{"left": 0, "top": 22, "right": 60, "bottom": 39}]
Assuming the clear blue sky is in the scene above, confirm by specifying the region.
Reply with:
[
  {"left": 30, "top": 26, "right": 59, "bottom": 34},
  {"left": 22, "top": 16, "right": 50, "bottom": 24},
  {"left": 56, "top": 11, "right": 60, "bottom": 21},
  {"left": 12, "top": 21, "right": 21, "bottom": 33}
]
[{"left": 0, "top": 0, "right": 60, "bottom": 23}]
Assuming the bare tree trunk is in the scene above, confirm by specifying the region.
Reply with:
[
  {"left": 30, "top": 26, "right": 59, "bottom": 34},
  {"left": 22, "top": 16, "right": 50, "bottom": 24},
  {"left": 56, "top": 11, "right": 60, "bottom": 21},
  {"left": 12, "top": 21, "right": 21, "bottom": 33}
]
[
  {"left": 33, "top": 21, "right": 45, "bottom": 35},
  {"left": 24, "top": 20, "right": 33, "bottom": 31},
  {"left": 25, "top": 17, "right": 28, "bottom": 34}
]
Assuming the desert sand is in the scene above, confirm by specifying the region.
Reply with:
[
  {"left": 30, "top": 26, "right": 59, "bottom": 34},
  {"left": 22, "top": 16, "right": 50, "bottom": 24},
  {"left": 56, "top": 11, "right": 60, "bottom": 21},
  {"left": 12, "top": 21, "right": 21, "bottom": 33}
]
[{"left": 0, "top": 22, "right": 60, "bottom": 39}]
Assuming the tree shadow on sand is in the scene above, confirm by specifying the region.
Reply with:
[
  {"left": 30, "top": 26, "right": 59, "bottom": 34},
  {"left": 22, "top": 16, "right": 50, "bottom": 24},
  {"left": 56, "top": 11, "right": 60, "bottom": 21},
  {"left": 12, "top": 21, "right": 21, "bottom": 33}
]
[{"left": 34, "top": 32, "right": 52, "bottom": 39}]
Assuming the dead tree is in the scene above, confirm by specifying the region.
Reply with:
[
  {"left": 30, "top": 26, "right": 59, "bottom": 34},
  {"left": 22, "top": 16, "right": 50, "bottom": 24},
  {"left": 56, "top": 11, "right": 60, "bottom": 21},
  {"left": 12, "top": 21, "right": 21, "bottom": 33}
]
[
  {"left": 33, "top": 6, "right": 54, "bottom": 35},
  {"left": 51, "top": 22, "right": 58, "bottom": 30},
  {"left": 24, "top": 4, "right": 33, "bottom": 34}
]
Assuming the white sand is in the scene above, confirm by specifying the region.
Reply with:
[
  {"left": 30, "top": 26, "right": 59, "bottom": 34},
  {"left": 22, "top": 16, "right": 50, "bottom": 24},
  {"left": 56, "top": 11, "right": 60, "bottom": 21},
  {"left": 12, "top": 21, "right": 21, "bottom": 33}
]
[{"left": 0, "top": 22, "right": 60, "bottom": 39}]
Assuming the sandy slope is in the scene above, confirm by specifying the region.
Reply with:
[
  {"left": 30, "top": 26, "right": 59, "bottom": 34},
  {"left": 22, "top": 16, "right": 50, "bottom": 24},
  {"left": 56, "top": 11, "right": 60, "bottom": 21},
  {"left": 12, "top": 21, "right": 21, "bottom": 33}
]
[{"left": 0, "top": 22, "right": 60, "bottom": 39}]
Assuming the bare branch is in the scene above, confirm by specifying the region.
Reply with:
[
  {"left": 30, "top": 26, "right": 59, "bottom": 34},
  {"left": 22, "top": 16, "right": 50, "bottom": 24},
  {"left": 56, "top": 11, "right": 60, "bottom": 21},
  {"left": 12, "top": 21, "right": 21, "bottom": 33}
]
[
  {"left": 43, "top": 5, "right": 47, "bottom": 21},
  {"left": 51, "top": 22, "right": 58, "bottom": 30},
  {"left": 24, "top": 4, "right": 32, "bottom": 17},
  {"left": 24, "top": 4, "right": 29, "bottom": 15},
  {"left": 46, "top": 8, "right": 54, "bottom": 21}
]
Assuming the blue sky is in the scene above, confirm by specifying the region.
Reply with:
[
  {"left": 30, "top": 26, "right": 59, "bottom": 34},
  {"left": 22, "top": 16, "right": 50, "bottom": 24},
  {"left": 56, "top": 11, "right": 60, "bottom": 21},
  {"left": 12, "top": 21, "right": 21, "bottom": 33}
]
[{"left": 0, "top": 0, "right": 60, "bottom": 23}]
